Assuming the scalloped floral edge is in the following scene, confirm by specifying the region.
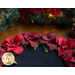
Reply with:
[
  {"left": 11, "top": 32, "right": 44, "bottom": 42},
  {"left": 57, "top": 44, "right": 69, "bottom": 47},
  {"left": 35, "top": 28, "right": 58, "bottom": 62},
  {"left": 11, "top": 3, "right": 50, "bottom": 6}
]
[{"left": 0, "top": 32, "right": 75, "bottom": 67}]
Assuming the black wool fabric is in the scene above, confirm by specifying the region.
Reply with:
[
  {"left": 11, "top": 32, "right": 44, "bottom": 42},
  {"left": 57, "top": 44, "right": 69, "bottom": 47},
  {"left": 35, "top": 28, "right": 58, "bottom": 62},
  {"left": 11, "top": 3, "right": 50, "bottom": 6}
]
[{"left": 10, "top": 46, "right": 66, "bottom": 67}]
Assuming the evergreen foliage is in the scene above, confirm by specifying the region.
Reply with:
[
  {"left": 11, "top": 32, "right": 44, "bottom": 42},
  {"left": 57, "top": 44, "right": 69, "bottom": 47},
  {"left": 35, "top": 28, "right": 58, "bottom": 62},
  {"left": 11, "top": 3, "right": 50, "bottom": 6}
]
[
  {"left": 0, "top": 8, "right": 20, "bottom": 33},
  {"left": 0, "top": 8, "right": 75, "bottom": 33}
]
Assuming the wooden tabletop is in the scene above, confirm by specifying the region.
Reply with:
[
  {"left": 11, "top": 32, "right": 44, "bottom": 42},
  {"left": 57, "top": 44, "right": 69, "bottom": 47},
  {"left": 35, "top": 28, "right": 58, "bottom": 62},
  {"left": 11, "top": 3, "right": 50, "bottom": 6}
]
[{"left": 0, "top": 20, "right": 72, "bottom": 43}]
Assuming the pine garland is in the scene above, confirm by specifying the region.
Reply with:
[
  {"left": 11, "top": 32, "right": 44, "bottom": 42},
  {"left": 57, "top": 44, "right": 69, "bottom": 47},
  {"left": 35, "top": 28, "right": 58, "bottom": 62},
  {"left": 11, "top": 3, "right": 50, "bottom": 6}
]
[
  {"left": 0, "top": 8, "right": 75, "bottom": 33},
  {"left": 0, "top": 8, "right": 20, "bottom": 33}
]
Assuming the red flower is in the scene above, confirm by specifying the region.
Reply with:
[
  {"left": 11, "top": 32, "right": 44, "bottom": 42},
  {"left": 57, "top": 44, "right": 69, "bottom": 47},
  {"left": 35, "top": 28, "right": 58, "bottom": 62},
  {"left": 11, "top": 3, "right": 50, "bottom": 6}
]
[
  {"left": 46, "top": 8, "right": 61, "bottom": 16},
  {"left": 20, "top": 8, "right": 44, "bottom": 20},
  {"left": 56, "top": 37, "right": 75, "bottom": 56},
  {"left": 20, "top": 8, "right": 31, "bottom": 20},
  {"left": 38, "top": 33, "right": 57, "bottom": 51},
  {"left": 0, "top": 48, "right": 6, "bottom": 67},
  {"left": 23, "top": 32, "right": 42, "bottom": 47},
  {"left": 29, "top": 8, "right": 44, "bottom": 15},
  {"left": 62, "top": 50, "right": 75, "bottom": 67},
  {"left": 2, "top": 34, "right": 24, "bottom": 55},
  {"left": 46, "top": 8, "right": 52, "bottom": 12}
]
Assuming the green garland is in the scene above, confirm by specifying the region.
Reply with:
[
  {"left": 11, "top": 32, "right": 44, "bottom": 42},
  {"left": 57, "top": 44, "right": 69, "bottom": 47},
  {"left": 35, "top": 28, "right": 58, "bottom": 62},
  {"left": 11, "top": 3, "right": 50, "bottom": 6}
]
[
  {"left": 0, "top": 8, "right": 75, "bottom": 34},
  {"left": 0, "top": 8, "right": 20, "bottom": 33}
]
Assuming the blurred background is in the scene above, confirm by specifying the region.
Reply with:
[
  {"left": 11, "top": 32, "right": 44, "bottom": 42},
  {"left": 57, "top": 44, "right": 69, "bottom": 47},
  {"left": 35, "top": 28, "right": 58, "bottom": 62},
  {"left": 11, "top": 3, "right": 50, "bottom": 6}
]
[{"left": 0, "top": 8, "right": 75, "bottom": 43}]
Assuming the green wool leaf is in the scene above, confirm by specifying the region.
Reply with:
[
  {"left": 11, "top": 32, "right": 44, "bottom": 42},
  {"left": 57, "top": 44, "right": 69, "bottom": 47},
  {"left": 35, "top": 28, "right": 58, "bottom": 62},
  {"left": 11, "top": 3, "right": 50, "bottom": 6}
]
[
  {"left": 33, "top": 42, "right": 39, "bottom": 51},
  {"left": 42, "top": 44, "right": 49, "bottom": 53},
  {"left": 56, "top": 47, "right": 58, "bottom": 50},
  {"left": 10, "top": 36, "right": 13, "bottom": 37},
  {"left": 9, "top": 51, "right": 16, "bottom": 55},
  {"left": 42, "top": 34, "right": 45, "bottom": 35},
  {"left": 71, "top": 48, "right": 75, "bottom": 52},
  {"left": 63, "top": 53, "right": 66, "bottom": 55},
  {"left": 71, "top": 50, "right": 73, "bottom": 52},
  {"left": 20, "top": 39, "right": 25, "bottom": 46},
  {"left": 13, "top": 60, "right": 17, "bottom": 64}
]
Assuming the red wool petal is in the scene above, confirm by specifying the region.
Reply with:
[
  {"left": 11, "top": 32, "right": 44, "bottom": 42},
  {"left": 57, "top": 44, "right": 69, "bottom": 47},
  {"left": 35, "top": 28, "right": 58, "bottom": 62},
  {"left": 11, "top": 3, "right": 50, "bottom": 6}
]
[
  {"left": 71, "top": 57, "right": 75, "bottom": 63},
  {"left": 45, "top": 33, "right": 56, "bottom": 40},
  {"left": 56, "top": 37, "right": 67, "bottom": 46},
  {"left": 29, "top": 40, "right": 37, "bottom": 47},
  {"left": 47, "top": 43, "right": 57, "bottom": 51},
  {"left": 23, "top": 32, "right": 30, "bottom": 35},
  {"left": 13, "top": 46, "right": 23, "bottom": 55},
  {"left": 23, "top": 35, "right": 29, "bottom": 40},
  {"left": 62, "top": 52, "right": 72, "bottom": 62},
  {"left": 24, "top": 40, "right": 29, "bottom": 47},
  {"left": 56, "top": 37, "right": 63, "bottom": 46},
  {"left": 62, "top": 39, "right": 68, "bottom": 46},
  {"left": 6, "top": 43, "right": 13, "bottom": 47},
  {"left": 68, "top": 39, "right": 75, "bottom": 48},
  {"left": 7, "top": 46, "right": 15, "bottom": 52},
  {"left": 73, "top": 39, "right": 75, "bottom": 48},
  {"left": 65, "top": 62, "right": 75, "bottom": 67},
  {"left": 31, "top": 32, "right": 42, "bottom": 39},
  {"left": 58, "top": 47, "right": 63, "bottom": 56},
  {"left": 13, "top": 34, "right": 24, "bottom": 44},
  {"left": 0, "top": 48, "right": 6, "bottom": 58},
  {"left": 63, "top": 48, "right": 71, "bottom": 53},
  {"left": 23, "top": 32, "right": 32, "bottom": 40},
  {"left": 42, "top": 35, "right": 48, "bottom": 40},
  {"left": 38, "top": 39, "right": 48, "bottom": 44},
  {"left": 23, "top": 32, "right": 42, "bottom": 40},
  {"left": 1, "top": 41, "right": 7, "bottom": 47},
  {"left": 6, "top": 37, "right": 13, "bottom": 44}
]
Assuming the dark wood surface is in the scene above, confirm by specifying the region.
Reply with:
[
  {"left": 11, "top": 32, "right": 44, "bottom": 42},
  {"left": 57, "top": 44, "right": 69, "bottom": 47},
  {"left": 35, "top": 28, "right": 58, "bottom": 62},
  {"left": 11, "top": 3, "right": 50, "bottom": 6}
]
[{"left": 0, "top": 20, "right": 72, "bottom": 44}]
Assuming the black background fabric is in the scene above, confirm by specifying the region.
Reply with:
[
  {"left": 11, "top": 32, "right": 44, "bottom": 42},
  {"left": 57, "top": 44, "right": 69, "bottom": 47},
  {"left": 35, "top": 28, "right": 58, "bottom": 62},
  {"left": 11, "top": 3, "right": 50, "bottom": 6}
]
[{"left": 10, "top": 46, "right": 66, "bottom": 67}]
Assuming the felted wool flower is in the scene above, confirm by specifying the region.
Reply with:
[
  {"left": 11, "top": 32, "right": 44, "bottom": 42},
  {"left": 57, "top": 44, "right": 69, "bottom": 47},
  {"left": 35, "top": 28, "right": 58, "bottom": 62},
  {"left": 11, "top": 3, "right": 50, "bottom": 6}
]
[
  {"left": 23, "top": 32, "right": 42, "bottom": 47},
  {"left": 62, "top": 50, "right": 75, "bottom": 67},
  {"left": 38, "top": 33, "right": 57, "bottom": 51},
  {"left": 56, "top": 37, "right": 75, "bottom": 56},
  {"left": 0, "top": 48, "right": 6, "bottom": 67},
  {"left": 46, "top": 8, "right": 61, "bottom": 16},
  {"left": 2, "top": 34, "right": 24, "bottom": 55}
]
